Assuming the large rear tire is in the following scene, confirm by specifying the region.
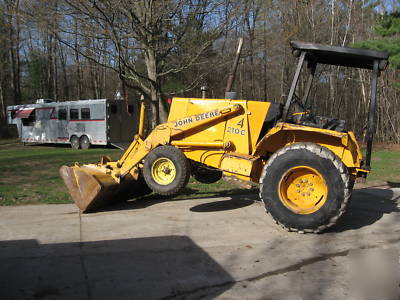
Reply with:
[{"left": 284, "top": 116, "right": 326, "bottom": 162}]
[
  {"left": 259, "top": 142, "right": 352, "bottom": 233},
  {"left": 143, "top": 146, "right": 190, "bottom": 196}
]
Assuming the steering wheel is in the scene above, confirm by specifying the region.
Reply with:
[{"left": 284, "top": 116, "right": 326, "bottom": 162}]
[{"left": 291, "top": 94, "right": 317, "bottom": 124}]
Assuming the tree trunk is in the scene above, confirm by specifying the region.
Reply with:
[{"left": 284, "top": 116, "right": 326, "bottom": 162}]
[
  {"left": 328, "top": 0, "right": 336, "bottom": 114},
  {"left": 158, "top": 92, "right": 168, "bottom": 123},
  {"left": 0, "top": 82, "right": 6, "bottom": 122},
  {"left": 74, "top": 18, "right": 82, "bottom": 99},
  {"left": 59, "top": 41, "right": 69, "bottom": 100},
  {"left": 149, "top": 87, "right": 159, "bottom": 129},
  {"left": 46, "top": 32, "right": 54, "bottom": 99},
  {"left": 7, "top": 0, "right": 21, "bottom": 105},
  {"left": 90, "top": 62, "right": 100, "bottom": 99},
  {"left": 52, "top": 37, "right": 58, "bottom": 101},
  {"left": 144, "top": 49, "right": 162, "bottom": 127}
]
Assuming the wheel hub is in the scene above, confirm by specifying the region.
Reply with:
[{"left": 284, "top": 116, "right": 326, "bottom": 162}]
[
  {"left": 151, "top": 158, "right": 176, "bottom": 185},
  {"left": 278, "top": 166, "right": 327, "bottom": 214}
]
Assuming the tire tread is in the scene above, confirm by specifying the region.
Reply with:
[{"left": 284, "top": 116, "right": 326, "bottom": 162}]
[
  {"left": 143, "top": 146, "right": 190, "bottom": 196},
  {"left": 259, "top": 142, "right": 351, "bottom": 233}
]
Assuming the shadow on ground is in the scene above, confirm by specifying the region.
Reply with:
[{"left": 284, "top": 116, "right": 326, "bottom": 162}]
[
  {"left": 328, "top": 188, "right": 399, "bottom": 233},
  {"left": 190, "top": 196, "right": 254, "bottom": 212},
  {"left": 387, "top": 181, "right": 400, "bottom": 188},
  {"left": 97, "top": 187, "right": 258, "bottom": 213},
  {"left": 95, "top": 186, "right": 398, "bottom": 233},
  {"left": 0, "top": 236, "right": 234, "bottom": 300}
]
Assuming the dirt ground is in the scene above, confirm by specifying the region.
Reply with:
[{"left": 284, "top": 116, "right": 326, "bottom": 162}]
[{"left": 0, "top": 186, "right": 399, "bottom": 300}]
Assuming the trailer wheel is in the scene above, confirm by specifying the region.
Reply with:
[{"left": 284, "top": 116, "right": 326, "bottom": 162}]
[
  {"left": 70, "top": 136, "right": 80, "bottom": 149},
  {"left": 143, "top": 146, "right": 190, "bottom": 196},
  {"left": 79, "top": 135, "right": 90, "bottom": 150},
  {"left": 259, "top": 142, "right": 352, "bottom": 233}
]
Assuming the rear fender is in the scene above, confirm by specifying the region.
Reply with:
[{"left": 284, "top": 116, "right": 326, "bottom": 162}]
[{"left": 254, "top": 122, "right": 363, "bottom": 171}]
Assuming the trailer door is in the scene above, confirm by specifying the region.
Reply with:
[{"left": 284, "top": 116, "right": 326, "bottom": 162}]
[
  {"left": 107, "top": 101, "right": 122, "bottom": 142},
  {"left": 57, "top": 107, "right": 69, "bottom": 142}
]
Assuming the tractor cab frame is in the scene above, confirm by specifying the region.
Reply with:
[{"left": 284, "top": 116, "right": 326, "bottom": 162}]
[{"left": 283, "top": 41, "right": 389, "bottom": 170}]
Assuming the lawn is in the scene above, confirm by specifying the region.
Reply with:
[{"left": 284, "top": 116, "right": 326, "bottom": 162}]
[
  {"left": 362, "top": 148, "right": 400, "bottom": 186},
  {"left": 0, "top": 140, "right": 255, "bottom": 206},
  {"left": 0, "top": 140, "right": 399, "bottom": 206}
]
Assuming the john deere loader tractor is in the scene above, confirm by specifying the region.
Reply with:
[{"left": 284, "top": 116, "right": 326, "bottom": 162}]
[{"left": 60, "top": 41, "right": 389, "bottom": 233}]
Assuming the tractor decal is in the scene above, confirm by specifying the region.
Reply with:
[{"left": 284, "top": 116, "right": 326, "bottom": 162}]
[{"left": 174, "top": 110, "right": 220, "bottom": 127}]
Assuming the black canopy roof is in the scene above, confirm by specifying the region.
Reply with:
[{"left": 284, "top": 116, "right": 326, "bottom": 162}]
[{"left": 290, "top": 41, "right": 389, "bottom": 71}]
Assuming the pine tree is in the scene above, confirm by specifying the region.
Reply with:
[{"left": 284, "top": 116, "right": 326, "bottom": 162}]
[{"left": 354, "top": 11, "right": 400, "bottom": 69}]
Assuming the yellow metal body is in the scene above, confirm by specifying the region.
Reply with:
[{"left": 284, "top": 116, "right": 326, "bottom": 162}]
[
  {"left": 100, "top": 97, "right": 365, "bottom": 182},
  {"left": 164, "top": 98, "right": 364, "bottom": 181},
  {"left": 138, "top": 101, "right": 146, "bottom": 137},
  {"left": 61, "top": 97, "right": 365, "bottom": 212}
]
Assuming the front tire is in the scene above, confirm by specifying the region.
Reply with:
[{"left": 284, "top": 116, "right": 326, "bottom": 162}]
[
  {"left": 259, "top": 142, "right": 352, "bottom": 233},
  {"left": 143, "top": 146, "right": 190, "bottom": 196}
]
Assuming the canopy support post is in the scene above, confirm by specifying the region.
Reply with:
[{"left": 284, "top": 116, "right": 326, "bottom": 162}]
[{"left": 364, "top": 59, "right": 380, "bottom": 170}]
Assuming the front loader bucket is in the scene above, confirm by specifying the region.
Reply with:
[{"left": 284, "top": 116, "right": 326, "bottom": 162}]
[{"left": 60, "top": 165, "right": 151, "bottom": 213}]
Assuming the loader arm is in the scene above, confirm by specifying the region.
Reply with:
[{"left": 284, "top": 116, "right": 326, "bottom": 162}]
[
  {"left": 113, "top": 103, "right": 242, "bottom": 181},
  {"left": 60, "top": 102, "right": 242, "bottom": 212}
]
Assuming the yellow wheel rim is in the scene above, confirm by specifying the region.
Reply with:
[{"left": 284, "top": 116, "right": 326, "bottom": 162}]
[
  {"left": 151, "top": 158, "right": 176, "bottom": 185},
  {"left": 278, "top": 166, "right": 328, "bottom": 214}
]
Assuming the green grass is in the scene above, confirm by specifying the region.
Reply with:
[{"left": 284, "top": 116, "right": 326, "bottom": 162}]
[
  {"left": 363, "top": 149, "right": 400, "bottom": 185},
  {"left": 0, "top": 140, "right": 399, "bottom": 206},
  {"left": 0, "top": 140, "right": 256, "bottom": 206},
  {"left": 0, "top": 141, "right": 122, "bottom": 206}
]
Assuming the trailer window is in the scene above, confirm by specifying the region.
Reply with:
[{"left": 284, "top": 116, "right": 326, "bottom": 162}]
[
  {"left": 22, "top": 111, "right": 36, "bottom": 126},
  {"left": 128, "top": 105, "right": 134, "bottom": 114},
  {"left": 111, "top": 104, "right": 117, "bottom": 114},
  {"left": 58, "top": 109, "right": 67, "bottom": 120},
  {"left": 70, "top": 109, "right": 79, "bottom": 120},
  {"left": 81, "top": 108, "right": 90, "bottom": 120}
]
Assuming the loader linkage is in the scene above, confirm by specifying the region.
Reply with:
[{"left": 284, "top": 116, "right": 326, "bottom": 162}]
[{"left": 60, "top": 103, "right": 242, "bottom": 212}]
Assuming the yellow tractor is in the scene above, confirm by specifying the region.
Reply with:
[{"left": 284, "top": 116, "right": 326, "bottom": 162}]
[{"left": 60, "top": 41, "right": 389, "bottom": 233}]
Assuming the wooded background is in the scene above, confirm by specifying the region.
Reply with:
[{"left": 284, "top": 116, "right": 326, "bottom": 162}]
[{"left": 0, "top": 0, "right": 399, "bottom": 142}]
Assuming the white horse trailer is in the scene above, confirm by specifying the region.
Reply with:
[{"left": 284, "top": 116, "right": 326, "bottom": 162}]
[{"left": 7, "top": 99, "right": 140, "bottom": 149}]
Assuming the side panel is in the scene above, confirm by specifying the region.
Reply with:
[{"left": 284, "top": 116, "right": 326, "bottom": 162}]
[
  {"left": 107, "top": 100, "right": 122, "bottom": 142},
  {"left": 255, "top": 123, "right": 363, "bottom": 169},
  {"left": 224, "top": 101, "right": 250, "bottom": 154},
  {"left": 168, "top": 98, "right": 270, "bottom": 170},
  {"left": 119, "top": 101, "right": 139, "bottom": 142},
  {"left": 224, "top": 101, "right": 270, "bottom": 154},
  {"left": 169, "top": 98, "right": 232, "bottom": 169},
  {"left": 247, "top": 101, "right": 271, "bottom": 153},
  {"left": 168, "top": 98, "right": 230, "bottom": 145},
  {"left": 169, "top": 98, "right": 270, "bottom": 155},
  {"left": 21, "top": 107, "right": 54, "bottom": 143},
  {"left": 107, "top": 100, "right": 138, "bottom": 143},
  {"left": 67, "top": 102, "right": 107, "bottom": 145}
]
